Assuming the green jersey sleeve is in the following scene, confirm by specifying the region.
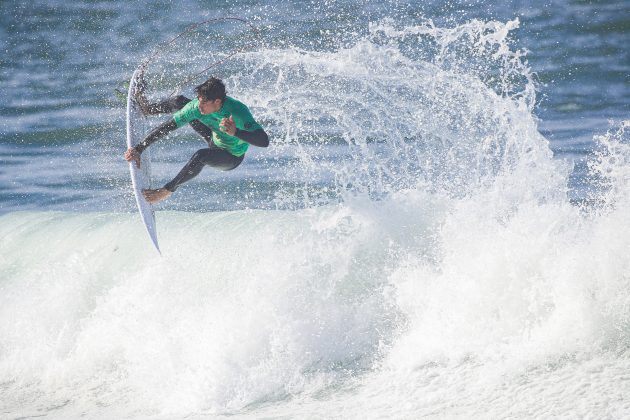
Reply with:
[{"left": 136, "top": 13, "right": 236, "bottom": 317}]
[
  {"left": 231, "top": 100, "right": 262, "bottom": 131},
  {"left": 173, "top": 99, "right": 201, "bottom": 128}
]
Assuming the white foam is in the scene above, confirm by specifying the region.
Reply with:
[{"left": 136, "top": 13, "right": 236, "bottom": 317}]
[{"left": 2, "top": 15, "right": 630, "bottom": 418}]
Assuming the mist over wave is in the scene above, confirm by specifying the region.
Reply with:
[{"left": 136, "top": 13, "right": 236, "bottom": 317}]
[{"left": 132, "top": 17, "right": 556, "bottom": 209}]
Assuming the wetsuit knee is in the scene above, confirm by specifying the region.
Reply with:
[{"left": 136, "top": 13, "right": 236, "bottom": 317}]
[
  {"left": 163, "top": 148, "right": 245, "bottom": 193},
  {"left": 147, "top": 95, "right": 191, "bottom": 115},
  {"left": 174, "top": 95, "right": 190, "bottom": 109},
  {"left": 190, "top": 148, "right": 211, "bottom": 163}
]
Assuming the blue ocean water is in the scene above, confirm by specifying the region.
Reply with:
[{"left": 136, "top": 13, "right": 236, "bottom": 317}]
[
  {"left": 1, "top": 1, "right": 629, "bottom": 419},
  {"left": 1, "top": 0, "right": 628, "bottom": 213}
]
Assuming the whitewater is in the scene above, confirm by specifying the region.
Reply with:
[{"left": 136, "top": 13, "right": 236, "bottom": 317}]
[{"left": 2, "top": 6, "right": 630, "bottom": 420}]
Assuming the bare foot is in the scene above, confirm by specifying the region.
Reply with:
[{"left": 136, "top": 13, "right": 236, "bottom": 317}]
[{"left": 142, "top": 188, "right": 172, "bottom": 204}]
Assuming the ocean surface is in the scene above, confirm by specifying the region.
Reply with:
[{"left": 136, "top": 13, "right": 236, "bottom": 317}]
[{"left": 1, "top": 0, "right": 629, "bottom": 419}]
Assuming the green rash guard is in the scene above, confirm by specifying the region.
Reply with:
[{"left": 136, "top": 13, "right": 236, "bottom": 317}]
[{"left": 172, "top": 96, "right": 262, "bottom": 157}]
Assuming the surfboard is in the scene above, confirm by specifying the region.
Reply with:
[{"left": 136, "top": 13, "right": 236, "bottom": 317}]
[{"left": 126, "top": 66, "right": 160, "bottom": 253}]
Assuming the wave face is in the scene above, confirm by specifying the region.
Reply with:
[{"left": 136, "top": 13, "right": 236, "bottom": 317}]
[
  {"left": 2, "top": 121, "right": 630, "bottom": 418},
  {"left": 2, "top": 8, "right": 630, "bottom": 420}
]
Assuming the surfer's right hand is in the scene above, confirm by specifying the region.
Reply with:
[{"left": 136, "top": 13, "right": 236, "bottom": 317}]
[{"left": 124, "top": 147, "right": 141, "bottom": 168}]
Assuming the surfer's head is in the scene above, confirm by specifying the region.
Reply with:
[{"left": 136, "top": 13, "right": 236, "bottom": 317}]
[{"left": 196, "top": 77, "right": 226, "bottom": 114}]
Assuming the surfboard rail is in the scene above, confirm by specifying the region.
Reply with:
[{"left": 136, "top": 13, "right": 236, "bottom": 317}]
[{"left": 126, "top": 67, "right": 161, "bottom": 254}]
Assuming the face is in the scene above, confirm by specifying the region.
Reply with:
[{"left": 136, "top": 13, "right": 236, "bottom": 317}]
[{"left": 198, "top": 96, "right": 223, "bottom": 114}]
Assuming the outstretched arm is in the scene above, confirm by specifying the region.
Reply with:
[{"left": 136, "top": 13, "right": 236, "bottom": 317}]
[
  {"left": 234, "top": 127, "right": 269, "bottom": 147},
  {"left": 124, "top": 119, "right": 178, "bottom": 167}
]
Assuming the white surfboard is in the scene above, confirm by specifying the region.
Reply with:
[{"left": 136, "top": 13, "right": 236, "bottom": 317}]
[{"left": 126, "top": 66, "right": 160, "bottom": 253}]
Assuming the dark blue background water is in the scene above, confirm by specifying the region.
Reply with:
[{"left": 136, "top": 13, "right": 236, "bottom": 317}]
[{"left": 1, "top": 0, "right": 628, "bottom": 213}]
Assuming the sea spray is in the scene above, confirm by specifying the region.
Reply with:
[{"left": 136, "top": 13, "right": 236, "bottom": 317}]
[
  {"left": 218, "top": 18, "right": 551, "bottom": 207},
  {"left": 138, "top": 18, "right": 548, "bottom": 208},
  {"left": 2, "top": 14, "right": 630, "bottom": 419}
]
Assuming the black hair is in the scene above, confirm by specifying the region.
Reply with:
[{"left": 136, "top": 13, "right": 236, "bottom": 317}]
[{"left": 194, "top": 77, "right": 226, "bottom": 102}]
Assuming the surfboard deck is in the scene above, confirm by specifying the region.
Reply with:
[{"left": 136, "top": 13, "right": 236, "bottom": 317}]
[{"left": 126, "top": 66, "right": 161, "bottom": 253}]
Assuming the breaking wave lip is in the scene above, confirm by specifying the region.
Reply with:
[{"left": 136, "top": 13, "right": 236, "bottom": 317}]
[
  {"left": 140, "top": 17, "right": 549, "bottom": 206},
  {"left": 2, "top": 16, "right": 630, "bottom": 419}
]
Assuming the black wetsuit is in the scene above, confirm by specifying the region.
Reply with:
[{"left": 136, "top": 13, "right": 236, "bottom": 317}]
[{"left": 134, "top": 95, "right": 268, "bottom": 192}]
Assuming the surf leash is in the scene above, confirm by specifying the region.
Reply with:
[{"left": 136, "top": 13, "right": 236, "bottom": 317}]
[{"left": 138, "top": 17, "right": 262, "bottom": 98}]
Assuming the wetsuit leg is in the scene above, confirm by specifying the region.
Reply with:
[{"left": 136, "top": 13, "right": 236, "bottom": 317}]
[
  {"left": 163, "top": 146, "right": 244, "bottom": 192},
  {"left": 144, "top": 95, "right": 191, "bottom": 115}
]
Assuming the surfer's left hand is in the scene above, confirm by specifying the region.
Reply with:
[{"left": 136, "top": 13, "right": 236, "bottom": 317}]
[
  {"left": 124, "top": 147, "right": 141, "bottom": 168},
  {"left": 220, "top": 115, "right": 236, "bottom": 136}
]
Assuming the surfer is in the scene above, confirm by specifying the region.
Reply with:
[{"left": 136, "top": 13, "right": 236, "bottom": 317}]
[{"left": 124, "top": 76, "right": 269, "bottom": 204}]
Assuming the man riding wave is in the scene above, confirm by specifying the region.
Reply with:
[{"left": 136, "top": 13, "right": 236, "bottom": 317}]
[{"left": 124, "top": 76, "right": 269, "bottom": 204}]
